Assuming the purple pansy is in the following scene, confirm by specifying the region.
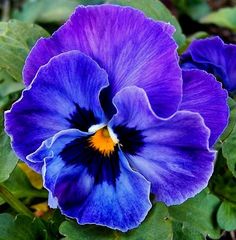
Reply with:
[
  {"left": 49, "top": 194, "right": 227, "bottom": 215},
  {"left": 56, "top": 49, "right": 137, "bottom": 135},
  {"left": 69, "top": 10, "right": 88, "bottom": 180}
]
[
  {"left": 181, "top": 36, "right": 236, "bottom": 93},
  {"left": 5, "top": 5, "right": 229, "bottom": 232}
]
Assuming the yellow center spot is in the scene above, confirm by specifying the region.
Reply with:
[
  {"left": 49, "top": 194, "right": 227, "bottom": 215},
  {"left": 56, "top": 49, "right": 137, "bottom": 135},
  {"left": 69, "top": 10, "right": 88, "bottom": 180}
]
[{"left": 88, "top": 127, "right": 116, "bottom": 156}]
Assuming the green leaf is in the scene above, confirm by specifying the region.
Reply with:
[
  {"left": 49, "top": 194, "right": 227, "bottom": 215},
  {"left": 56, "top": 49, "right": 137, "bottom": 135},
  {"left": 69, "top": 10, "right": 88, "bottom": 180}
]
[
  {"left": 13, "top": 0, "right": 105, "bottom": 24},
  {"left": 172, "top": 222, "right": 204, "bottom": 240},
  {"left": 0, "top": 91, "right": 21, "bottom": 110},
  {"left": 222, "top": 99, "right": 236, "bottom": 177},
  {"left": 0, "top": 111, "right": 18, "bottom": 183},
  {"left": 0, "top": 20, "right": 48, "bottom": 91},
  {"left": 122, "top": 202, "right": 172, "bottom": 240},
  {"left": 223, "top": 128, "right": 236, "bottom": 177},
  {"left": 59, "top": 202, "right": 172, "bottom": 240},
  {"left": 219, "top": 98, "right": 236, "bottom": 143},
  {"left": 0, "top": 166, "right": 48, "bottom": 205},
  {"left": 0, "top": 70, "right": 23, "bottom": 99},
  {"left": 0, "top": 213, "right": 48, "bottom": 240},
  {"left": 108, "top": 0, "right": 186, "bottom": 47},
  {"left": 209, "top": 151, "right": 236, "bottom": 205},
  {"left": 217, "top": 201, "right": 236, "bottom": 231},
  {"left": 48, "top": 210, "right": 66, "bottom": 239},
  {"left": 173, "top": 0, "right": 211, "bottom": 21},
  {"left": 13, "top": 0, "right": 79, "bottom": 24},
  {"left": 59, "top": 221, "right": 116, "bottom": 240},
  {"left": 201, "top": 7, "right": 236, "bottom": 32},
  {"left": 169, "top": 190, "right": 221, "bottom": 239}
]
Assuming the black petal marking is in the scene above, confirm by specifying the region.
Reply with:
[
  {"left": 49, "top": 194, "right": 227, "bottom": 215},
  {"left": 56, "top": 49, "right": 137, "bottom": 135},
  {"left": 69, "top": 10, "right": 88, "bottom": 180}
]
[
  {"left": 60, "top": 136, "right": 120, "bottom": 185},
  {"left": 66, "top": 103, "right": 99, "bottom": 131},
  {"left": 113, "top": 125, "right": 145, "bottom": 155}
]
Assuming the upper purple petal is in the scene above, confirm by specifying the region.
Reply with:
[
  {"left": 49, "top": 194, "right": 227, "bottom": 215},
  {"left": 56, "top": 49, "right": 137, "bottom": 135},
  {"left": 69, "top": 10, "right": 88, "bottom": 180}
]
[
  {"left": 109, "top": 86, "right": 215, "bottom": 206},
  {"left": 180, "top": 69, "right": 229, "bottom": 146},
  {"left": 29, "top": 129, "right": 151, "bottom": 232},
  {"left": 23, "top": 5, "right": 182, "bottom": 118},
  {"left": 181, "top": 36, "right": 236, "bottom": 92},
  {"left": 5, "top": 51, "right": 108, "bottom": 172}
]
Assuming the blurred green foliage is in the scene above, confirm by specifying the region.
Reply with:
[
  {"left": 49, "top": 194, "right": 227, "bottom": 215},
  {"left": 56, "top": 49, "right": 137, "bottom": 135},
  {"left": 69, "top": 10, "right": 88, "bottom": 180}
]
[
  {"left": 13, "top": 0, "right": 104, "bottom": 23},
  {"left": 0, "top": 214, "right": 49, "bottom": 240},
  {"left": 173, "top": 0, "right": 211, "bottom": 20},
  {"left": 201, "top": 7, "right": 236, "bottom": 32}
]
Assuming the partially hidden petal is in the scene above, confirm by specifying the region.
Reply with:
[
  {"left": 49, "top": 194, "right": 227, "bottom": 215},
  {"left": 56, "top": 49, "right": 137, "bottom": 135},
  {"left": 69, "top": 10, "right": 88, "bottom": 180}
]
[
  {"left": 109, "top": 86, "right": 215, "bottom": 206},
  {"left": 180, "top": 69, "right": 229, "bottom": 146},
  {"left": 5, "top": 51, "right": 108, "bottom": 172},
  {"left": 181, "top": 36, "right": 236, "bottom": 92},
  {"left": 23, "top": 5, "right": 181, "bottom": 118},
  {"left": 29, "top": 129, "right": 151, "bottom": 232}
]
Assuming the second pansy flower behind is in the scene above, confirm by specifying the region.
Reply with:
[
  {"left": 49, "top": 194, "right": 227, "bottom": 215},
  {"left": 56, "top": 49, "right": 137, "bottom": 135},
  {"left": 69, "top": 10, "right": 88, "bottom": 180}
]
[
  {"left": 5, "top": 5, "right": 229, "bottom": 231},
  {"left": 181, "top": 36, "right": 236, "bottom": 94}
]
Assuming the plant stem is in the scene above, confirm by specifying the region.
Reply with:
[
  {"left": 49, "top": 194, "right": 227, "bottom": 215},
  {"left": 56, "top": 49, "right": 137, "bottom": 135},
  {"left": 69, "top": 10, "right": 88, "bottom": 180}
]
[
  {"left": 0, "top": 184, "right": 34, "bottom": 218},
  {"left": 28, "top": 189, "right": 48, "bottom": 199}
]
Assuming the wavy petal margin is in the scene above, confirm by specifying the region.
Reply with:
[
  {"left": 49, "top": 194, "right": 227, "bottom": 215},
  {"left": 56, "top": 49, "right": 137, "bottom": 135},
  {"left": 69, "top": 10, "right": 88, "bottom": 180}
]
[{"left": 23, "top": 5, "right": 182, "bottom": 118}]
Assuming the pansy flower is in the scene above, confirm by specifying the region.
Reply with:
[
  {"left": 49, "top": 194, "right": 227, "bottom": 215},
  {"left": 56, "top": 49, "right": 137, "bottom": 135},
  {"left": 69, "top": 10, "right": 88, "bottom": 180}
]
[
  {"left": 5, "top": 5, "right": 229, "bottom": 232},
  {"left": 181, "top": 36, "right": 236, "bottom": 93}
]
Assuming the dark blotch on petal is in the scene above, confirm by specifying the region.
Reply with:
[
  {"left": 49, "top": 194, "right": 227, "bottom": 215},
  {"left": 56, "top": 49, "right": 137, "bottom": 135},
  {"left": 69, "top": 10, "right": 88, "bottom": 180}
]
[
  {"left": 99, "top": 86, "right": 116, "bottom": 119},
  {"left": 66, "top": 103, "right": 100, "bottom": 132},
  {"left": 59, "top": 136, "right": 120, "bottom": 185},
  {"left": 113, "top": 125, "right": 144, "bottom": 155}
]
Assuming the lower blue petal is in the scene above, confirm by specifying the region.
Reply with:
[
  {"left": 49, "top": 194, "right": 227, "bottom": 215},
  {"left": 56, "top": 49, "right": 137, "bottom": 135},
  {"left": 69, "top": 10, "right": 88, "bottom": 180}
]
[{"left": 29, "top": 129, "right": 151, "bottom": 232}]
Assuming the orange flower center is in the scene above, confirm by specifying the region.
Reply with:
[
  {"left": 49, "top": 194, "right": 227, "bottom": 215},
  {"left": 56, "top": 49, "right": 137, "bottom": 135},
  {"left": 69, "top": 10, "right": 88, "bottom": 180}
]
[{"left": 88, "top": 127, "right": 117, "bottom": 156}]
